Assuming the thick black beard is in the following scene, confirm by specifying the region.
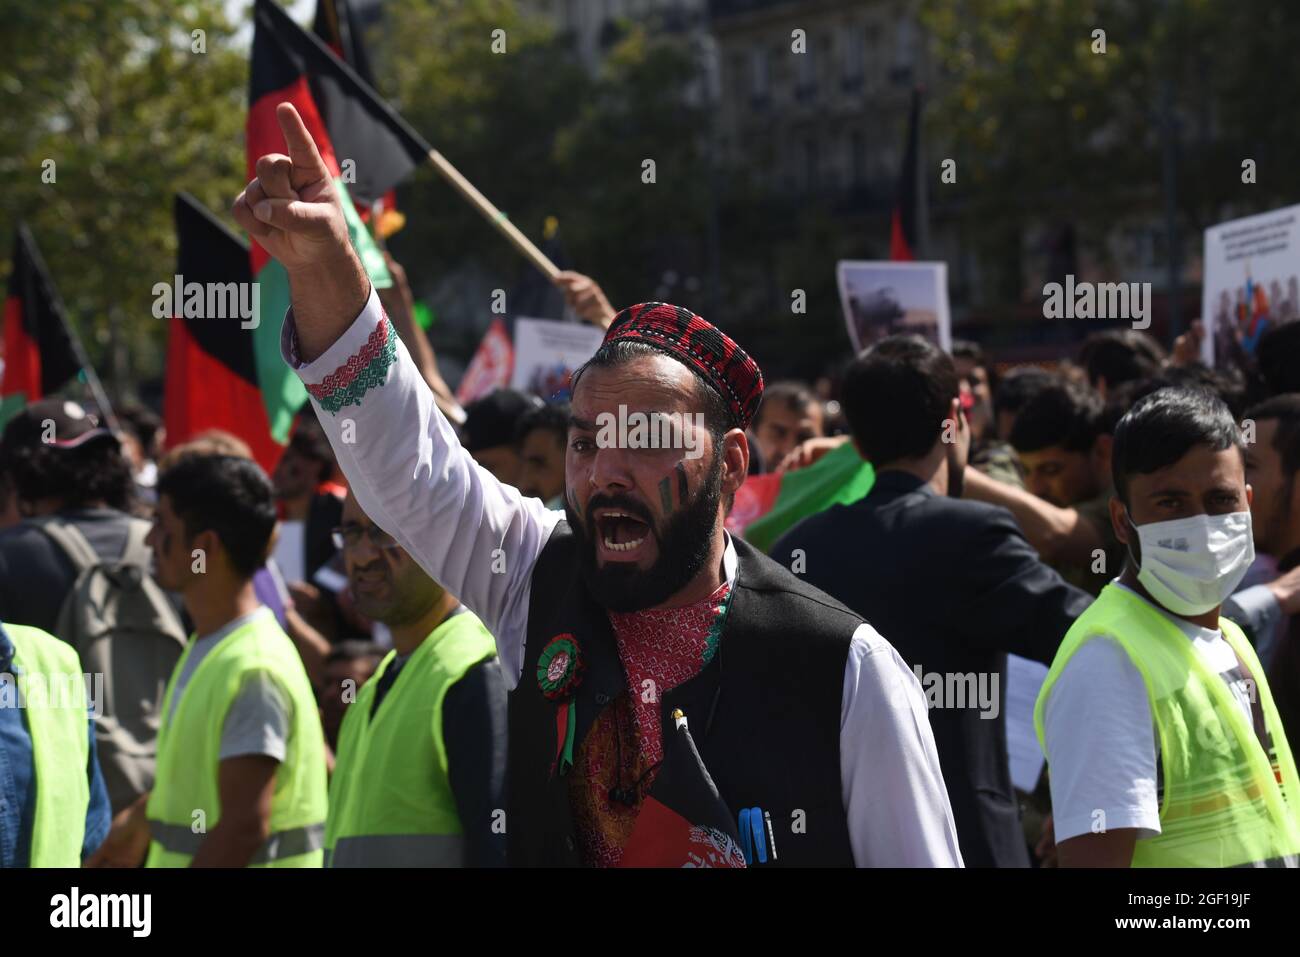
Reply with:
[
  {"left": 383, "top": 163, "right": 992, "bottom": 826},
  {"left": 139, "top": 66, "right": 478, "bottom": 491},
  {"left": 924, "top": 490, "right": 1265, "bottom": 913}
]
[{"left": 566, "top": 454, "right": 723, "bottom": 612}]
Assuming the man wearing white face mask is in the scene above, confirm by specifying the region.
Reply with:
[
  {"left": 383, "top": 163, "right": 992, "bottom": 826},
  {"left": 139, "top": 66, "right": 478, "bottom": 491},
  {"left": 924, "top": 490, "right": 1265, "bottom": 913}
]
[{"left": 1035, "top": 387, "right": 1300, "bottom": 867}]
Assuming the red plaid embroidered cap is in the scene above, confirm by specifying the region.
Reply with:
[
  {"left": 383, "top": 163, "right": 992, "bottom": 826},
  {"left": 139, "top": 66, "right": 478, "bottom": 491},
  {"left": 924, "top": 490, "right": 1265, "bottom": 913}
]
[{"left": 601, "top": 303, "right": 765, "bottom": 430}]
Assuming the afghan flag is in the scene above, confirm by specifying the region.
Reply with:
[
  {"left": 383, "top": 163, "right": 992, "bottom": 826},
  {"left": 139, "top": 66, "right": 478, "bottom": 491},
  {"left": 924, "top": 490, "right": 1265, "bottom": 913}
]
[
  {"left": 311, "top": 0, "right": 401, "bottom": 232},
  {"left": 618, "top": 711, "right": 747, "bottom": 868},
  {"left": 312, "top": 0, "right": 375, "bottom": 88},
  {"left": 725, "top": 441, "right": 875, "bottom": 554},
  {"left": 888, "top": 88, "right": 922, "bottom": 262},
  {"left": 163, "top": 193, "right": 294, "bottom": 473},
  {"left": 1, "top": 225, "right": 83, "bottom": 425},
  {"left": 248, "top": 0, "right": 422, "bottom": 463},
  {"left": 254, "top": 0, "right": 424, "bottom": 213}
]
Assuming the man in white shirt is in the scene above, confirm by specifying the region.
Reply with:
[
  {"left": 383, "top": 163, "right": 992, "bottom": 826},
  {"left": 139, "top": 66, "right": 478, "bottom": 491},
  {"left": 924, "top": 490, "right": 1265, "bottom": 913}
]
[
  {"left": 1038, "top": 387, "right": 1300, "bottom": 867},
  {"left": 231, "top": 102, "right": 963, "bottom": 867}
]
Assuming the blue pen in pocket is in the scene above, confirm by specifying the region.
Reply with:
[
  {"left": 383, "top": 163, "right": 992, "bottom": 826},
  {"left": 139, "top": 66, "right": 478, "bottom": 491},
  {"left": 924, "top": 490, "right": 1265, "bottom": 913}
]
[
  {"left": 738, "top": 808, "right": 754, "bottom": 865},
  {"left": 750, "top": 807, "right": 768, "bottom": 864}
]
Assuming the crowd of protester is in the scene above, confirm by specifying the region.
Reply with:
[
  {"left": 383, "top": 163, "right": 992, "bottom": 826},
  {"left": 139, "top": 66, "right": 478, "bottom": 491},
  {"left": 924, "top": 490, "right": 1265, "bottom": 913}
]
[{"left": 2, "top": 251, "right": 1299, "bottom": 868}]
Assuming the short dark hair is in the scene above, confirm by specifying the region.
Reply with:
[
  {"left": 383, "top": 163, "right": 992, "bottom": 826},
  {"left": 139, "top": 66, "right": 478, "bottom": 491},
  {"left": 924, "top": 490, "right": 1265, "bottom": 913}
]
[
  {"left": 950, "top": 339, "right": 985, "bottom": 365},
  {"left": 754, "top": 380, "right": 816, "bottom": 428},
  {"left": 1078, "top": 329, "right": 1165, "bottom": 390},
  {"left": 993, "top": 366, "right": 1055, "bottom": 421},
  {"left": 1111, "top": 387, "right": 1245, "bottom": 505},
  {"left": 841, "top": 335, "right": 958, "bottom": 465},
  {"left": 0, "top": 433, "right": 134, "bottom": 512},
  {"left": 1009, "top": 377, "right": 1104, "bottom": 454},
  {"left": 1245, "top": 393, "right": 1300, "bottom": 485},
  {"left": 1257, "top": 320, "right": 1300, "bottom": 397},
  {"left": 515, "top": 400, "right": 571, "bottom": 446},
  {"left": 117, "top": 403, "right": 162, "bottom": 458},
  {"left": 287, "top": 419, "right": 335, "bottom": 483},
  {"left": 1159, "top": 363, "right": 1248, "bottom": 420},
  {"left": 156, "top": 454, "right": 277, "bottom": 578}
]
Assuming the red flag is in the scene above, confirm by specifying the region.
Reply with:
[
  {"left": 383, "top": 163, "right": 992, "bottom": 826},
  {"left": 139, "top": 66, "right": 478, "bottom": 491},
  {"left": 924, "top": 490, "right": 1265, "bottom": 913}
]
[
  {"left": 889, "top": 88, "right": 923, "bottom": 261},
  {"left": 455, "top": 319, "right": 514, "bottom": 405},
  {"left": 1, "top": 225, "right": 83, "bottom": 425},
  {"left": 163, "top": 194, "right": 287, "bottom": 473}
]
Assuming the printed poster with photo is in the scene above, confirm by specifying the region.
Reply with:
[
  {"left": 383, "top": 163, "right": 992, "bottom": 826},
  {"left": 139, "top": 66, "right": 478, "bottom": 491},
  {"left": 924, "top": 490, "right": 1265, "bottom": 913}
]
[
  {"left": 1201, "top": 204, "right": 1300, "bottom": 369},
  {"left": 836, "top": 261, "right": 952, "bottom": 355},
  {"left": 510, "top": 317, "right": 605, "bottom": 401}
]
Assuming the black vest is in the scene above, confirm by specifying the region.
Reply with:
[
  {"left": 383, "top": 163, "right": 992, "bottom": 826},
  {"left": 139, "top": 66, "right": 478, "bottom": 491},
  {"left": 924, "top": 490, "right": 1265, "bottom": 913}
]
[{"left": 507, "top": 522, "right": 859, "bottom": 867}]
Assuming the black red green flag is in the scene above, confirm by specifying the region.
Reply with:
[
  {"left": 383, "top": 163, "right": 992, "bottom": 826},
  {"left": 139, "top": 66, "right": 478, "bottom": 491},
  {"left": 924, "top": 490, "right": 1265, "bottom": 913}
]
[
  {"left": 253, "top": 0, "right": 425, "bottom": 209},
  {"left": 617, "top": 712, "right": 747, "bottom": 868},
  {"left": 312, "top": 0, "right": 375, "bottom": 88},
  {"left": 1, "top": 225, "right": 83, "bottom": 425},
  {"left": 888, "top": 88, "right": 923, "bottom": 262},
  {"left": 312, "top": 0, "right": 400, "bottom": 219},
  {"left": 164, "top": 193, "right": 295, "bottom": 473},
  {"left": 249, "top": 0, "right": 434, "bottom": 461}
]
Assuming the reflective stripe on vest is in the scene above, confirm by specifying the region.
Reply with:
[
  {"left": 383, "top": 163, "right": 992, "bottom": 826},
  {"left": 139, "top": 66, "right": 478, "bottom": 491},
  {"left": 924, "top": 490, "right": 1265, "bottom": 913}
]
[
  {"left": 149, "top": 821, "right": 324, "bottom": 863},
  {"left": 324, "top": 610, "right": 496, "bottom": 865},
  {"left": 325, "top": 833, "right": 465, "bottom": 867},
  {"left": 146, "top": 610, "right": 328, "bottom": 868},
  {"left": 1035, "top": 583, "right": 1300, "bottom": 867}
]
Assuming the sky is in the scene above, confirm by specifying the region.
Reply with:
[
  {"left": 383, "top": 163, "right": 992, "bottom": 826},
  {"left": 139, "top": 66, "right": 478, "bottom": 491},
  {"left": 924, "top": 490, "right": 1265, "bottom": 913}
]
[{"left": 222, "top": 0, "right": 316, "bottom": 52}]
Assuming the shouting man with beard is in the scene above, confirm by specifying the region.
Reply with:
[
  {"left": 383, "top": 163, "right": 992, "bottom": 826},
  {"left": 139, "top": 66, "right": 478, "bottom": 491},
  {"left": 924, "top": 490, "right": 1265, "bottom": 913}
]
[{"left": 234, "top": 103, "right": 962, "bottom": 867}]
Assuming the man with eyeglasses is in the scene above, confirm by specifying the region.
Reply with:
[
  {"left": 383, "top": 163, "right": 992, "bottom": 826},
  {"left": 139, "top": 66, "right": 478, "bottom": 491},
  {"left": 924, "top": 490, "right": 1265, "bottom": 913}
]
[{"left": 323, "top": 490, "right": 507, "bottom": 867}]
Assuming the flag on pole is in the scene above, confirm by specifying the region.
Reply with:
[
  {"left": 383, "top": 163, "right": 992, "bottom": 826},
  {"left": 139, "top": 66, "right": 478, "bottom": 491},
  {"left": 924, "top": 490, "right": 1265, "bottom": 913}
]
[
  {"left": 455, "top": 319, "right": 514, "bottom": 406},
  {"left": 312, "top": 0, "right": 402, "bottom": 234},
  {"left": 1, "top": 225, "right": 85, "bottom": 425},
  {"left": 888, "top": 88, "right": 923, "bottom": 262},
  {"left": 725, "top": 441, "right": 875, "bottom": 554},
  {"left": 312, "top": 0, "right": 375, "bottom": 87},
  {"left": 253, "top": 0, "right": 425, "bottom": 211},
  {"left": 249, "top": 0, "right": 419, "bottom": 455},
  {"left": 164, "top": 193, "right": 299, "bottom": 473}
]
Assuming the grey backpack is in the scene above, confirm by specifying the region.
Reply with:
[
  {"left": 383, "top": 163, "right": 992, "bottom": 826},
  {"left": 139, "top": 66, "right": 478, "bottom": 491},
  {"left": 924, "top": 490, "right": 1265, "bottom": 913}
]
[{"left": 34, "top": 516, "right": 187, "bottom": 813}]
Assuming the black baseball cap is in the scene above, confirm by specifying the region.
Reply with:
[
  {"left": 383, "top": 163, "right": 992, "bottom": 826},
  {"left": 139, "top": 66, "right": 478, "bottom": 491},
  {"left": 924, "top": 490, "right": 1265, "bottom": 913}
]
[{"left": 0, "top": 398, "right": 117, "bottom": 453}]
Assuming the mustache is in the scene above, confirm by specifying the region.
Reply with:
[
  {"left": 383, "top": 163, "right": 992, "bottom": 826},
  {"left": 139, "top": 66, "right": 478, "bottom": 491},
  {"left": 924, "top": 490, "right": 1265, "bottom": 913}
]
[
  {"left": 347, "top": 558, "right": 391, "bottom": 579},
  {"left": 583, "top": 493, "right": 655, "bottom": 527}
]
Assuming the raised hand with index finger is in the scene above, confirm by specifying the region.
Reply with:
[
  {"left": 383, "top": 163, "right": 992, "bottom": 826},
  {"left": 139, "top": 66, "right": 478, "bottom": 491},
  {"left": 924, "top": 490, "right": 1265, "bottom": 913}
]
[
  {"left": 232, "top": 102, "right": 370, "bottom": 362},
  {"left": 232, "top": 102, "right": 352, "bottom": 272}
]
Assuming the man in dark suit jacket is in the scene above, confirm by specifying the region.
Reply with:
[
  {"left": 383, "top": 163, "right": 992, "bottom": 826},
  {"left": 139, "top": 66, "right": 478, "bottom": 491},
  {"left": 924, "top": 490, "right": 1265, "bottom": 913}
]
[{"left": 773, "top": 335, "right": 1093, "bottom": 868}]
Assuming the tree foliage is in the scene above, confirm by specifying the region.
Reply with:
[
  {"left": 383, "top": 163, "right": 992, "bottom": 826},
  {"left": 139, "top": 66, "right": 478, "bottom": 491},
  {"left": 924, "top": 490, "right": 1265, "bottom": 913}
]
[{"left": 0, "top": 0, "right": 247, "bottom": 393}]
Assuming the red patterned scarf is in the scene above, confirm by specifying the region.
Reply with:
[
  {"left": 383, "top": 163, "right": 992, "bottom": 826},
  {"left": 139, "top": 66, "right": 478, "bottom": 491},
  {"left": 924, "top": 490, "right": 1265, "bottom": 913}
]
[{"left": 568, "top": 580, "right": 732, "bottom": 866}]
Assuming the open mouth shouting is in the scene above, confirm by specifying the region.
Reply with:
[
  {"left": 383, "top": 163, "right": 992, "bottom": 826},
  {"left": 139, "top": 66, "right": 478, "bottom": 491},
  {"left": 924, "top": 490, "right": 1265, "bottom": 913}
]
[{"left": 592, "top": 507, "right": 655, "bottom": 561}]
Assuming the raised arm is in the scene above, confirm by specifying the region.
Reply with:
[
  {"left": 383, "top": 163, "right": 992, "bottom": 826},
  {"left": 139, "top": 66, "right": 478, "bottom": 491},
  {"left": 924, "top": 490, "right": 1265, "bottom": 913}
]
[
  {"left": 232, "top": 102, "right": 367, "bottom": 362},
  {"left": 962, "top": 464, "right": 1104, "bottom": 566},
  {"left": 235, "top": 103, "right": 558, "bottom": 679}
]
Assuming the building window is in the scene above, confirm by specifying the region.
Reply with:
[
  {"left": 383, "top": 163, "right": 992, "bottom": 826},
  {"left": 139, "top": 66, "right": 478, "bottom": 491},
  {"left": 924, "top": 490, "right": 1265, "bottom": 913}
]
[
  {"left": 750, "top": 45, "right": 770, "bottom": 108},
  {"left": 842, "top": 24, "right": 864, "bottom": 91},
  {"left": 850, "top": 130, "right": 865, "bottom": 186},
  {"left": 891, "top": 15, "right": 916, "bottom": 86},
  {"left": 795, "top": 31, "right": 816, "bottom": 101},
  {"left": 865, "top": 23, "right": 882, "bottom": 89}
]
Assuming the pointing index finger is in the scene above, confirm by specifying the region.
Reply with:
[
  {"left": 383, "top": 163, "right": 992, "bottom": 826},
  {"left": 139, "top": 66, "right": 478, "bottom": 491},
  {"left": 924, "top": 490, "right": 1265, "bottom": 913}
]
[{"left": 276, "top": 102, "right": 330, "bottom": 183}]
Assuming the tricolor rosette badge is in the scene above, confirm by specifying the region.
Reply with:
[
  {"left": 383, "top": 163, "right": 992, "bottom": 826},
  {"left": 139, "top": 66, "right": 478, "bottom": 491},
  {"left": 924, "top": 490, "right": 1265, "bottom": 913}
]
[{"left": 538, "top": 634, "right": 584, "bottom": 775}]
